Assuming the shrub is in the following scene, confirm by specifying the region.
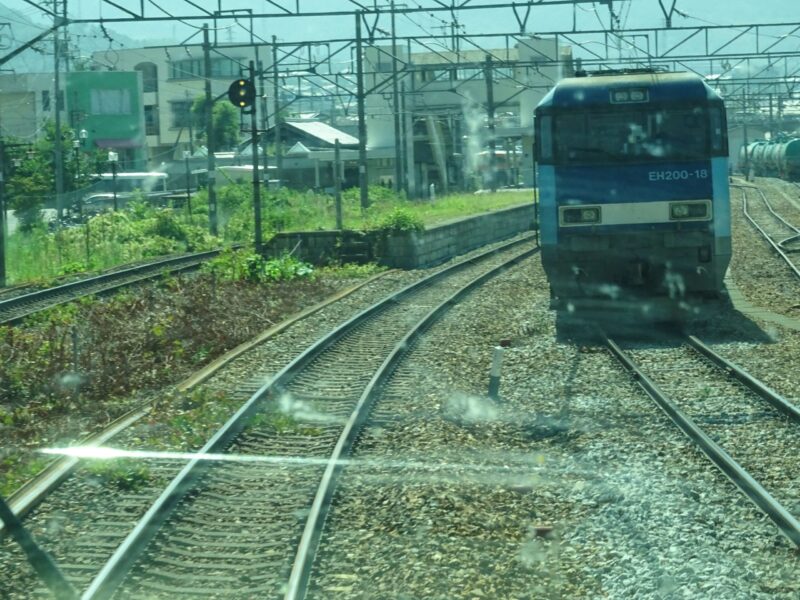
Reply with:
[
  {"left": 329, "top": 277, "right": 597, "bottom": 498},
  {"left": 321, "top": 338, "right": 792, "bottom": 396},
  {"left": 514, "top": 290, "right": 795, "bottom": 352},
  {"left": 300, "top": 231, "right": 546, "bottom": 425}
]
[
  {"left": 148, "top": 210, "right": 187, "bottom": 242},
  {"left": 217, "top": 182, "right": 252, "bottom": 212},
  {"left": 262, "top": 255, "right": 314, "bottom": 281},
  {"left": 372, "top": 207, "right": 425, "bottom": 233},
  {"left": 202, "top": 249, "right": 314, "bottom": 283}
]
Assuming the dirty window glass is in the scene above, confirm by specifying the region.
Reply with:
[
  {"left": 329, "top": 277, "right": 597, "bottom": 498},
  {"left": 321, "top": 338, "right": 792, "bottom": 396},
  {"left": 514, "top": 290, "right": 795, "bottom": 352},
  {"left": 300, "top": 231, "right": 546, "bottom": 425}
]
[{"left": 555, "top": 106, "right": 709, "bottom": 164}]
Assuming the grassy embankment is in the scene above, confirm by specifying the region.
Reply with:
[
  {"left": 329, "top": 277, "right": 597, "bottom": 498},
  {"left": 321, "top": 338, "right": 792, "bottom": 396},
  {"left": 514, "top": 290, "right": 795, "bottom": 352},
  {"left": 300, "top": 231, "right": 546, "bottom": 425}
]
[{"left": 5, "top": 184, "right": 534, "bottom": 284}]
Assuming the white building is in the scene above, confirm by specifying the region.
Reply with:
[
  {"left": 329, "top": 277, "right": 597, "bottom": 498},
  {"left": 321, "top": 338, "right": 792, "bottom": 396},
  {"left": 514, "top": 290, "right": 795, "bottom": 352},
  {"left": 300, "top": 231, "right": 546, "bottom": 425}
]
[
  {"left": 364, "top": 36, "right": 569, "bottom": 191},
  {"left": 0, "top": 73, "right": 63, "bottom": 139}
]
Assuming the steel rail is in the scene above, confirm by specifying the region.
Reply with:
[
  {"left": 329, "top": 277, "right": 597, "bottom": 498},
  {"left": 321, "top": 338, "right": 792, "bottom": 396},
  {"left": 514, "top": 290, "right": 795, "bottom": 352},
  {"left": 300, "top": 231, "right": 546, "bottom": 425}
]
[
  {"left": 780, "top": 233, "right": 800, "bottom": 251},
  {"left": 80, "top": 234, "right": 536, "bottom": 600},
  {"left": 685, "top": 335, "right": 800, "bottom": 423},
  {"left": 0, "top": 247, "right": 236, "bottom": 325},
  {"left": 0, "top": 409, "right": 148, "bottom": 539},
  {"left": 1, "top": 270, "right": 400, "bottom": 600},
  {"left": 753, "top": 187, "right": 800, "bottom": 235},
  {"left": 606, "top": 337, "right": 800, "bottom": 548},
  {"left": 740, "top": 188, "right": 800, "bottom": 279},
  {"left": 283, "top": 246, "right": 538, "bottom": 600},
  {"left": 0, "top": 267, "right": 395, "bottom": 543}
]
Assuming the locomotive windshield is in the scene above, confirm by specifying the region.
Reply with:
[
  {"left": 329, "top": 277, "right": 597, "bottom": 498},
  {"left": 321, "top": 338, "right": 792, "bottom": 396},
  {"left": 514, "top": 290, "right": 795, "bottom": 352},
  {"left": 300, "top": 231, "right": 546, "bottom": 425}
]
[{"left": 553, "top": 106, "right": 710, "bottom": 164}]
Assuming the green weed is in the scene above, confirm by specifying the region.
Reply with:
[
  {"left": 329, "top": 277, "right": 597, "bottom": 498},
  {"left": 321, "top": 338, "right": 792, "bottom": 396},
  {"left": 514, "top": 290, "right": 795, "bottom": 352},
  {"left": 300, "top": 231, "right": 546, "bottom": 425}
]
[
  {"left": 247, "top": 411, "right": 322, "bottom": 436},
  {"left": 86, "top": 459, "right": 153, "bottom": 491},
  {"left": 320, "top": 262, "right": 387, "bottom": 279},
  {"left": 203, "top": 249, "right": 314, "bottom": 283}
]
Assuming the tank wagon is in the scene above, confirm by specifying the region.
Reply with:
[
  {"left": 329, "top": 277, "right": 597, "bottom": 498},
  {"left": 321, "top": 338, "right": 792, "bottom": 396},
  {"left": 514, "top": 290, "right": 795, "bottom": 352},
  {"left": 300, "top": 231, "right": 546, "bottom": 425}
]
[
  {"left": 534, "top": 70, "right": 731, "bottom": 308},
  {"left": 780, "top": 139, "right": 800, "bottom": 179},
  {"left": 741, "top": 138, "right": 800, "bottom": 180}
]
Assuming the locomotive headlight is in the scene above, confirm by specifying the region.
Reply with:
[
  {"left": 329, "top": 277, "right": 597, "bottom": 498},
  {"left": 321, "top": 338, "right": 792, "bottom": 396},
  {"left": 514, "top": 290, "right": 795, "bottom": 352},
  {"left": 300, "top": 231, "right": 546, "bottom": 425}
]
[
  {"left": 670, "top": 201, "right": 710, "bottom": 220},
  {"left": 561, "top": 206, "right": 601, "bottom": 225},
  {"left": 671, "top": 204, "right": 690, "bottom": 218}
]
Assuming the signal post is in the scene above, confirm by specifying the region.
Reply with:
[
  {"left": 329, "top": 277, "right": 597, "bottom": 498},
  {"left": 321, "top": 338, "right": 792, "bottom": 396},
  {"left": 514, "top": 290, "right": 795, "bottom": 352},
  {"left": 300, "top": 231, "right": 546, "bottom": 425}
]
[{"left": 227, "top": 72, "right": 263, "bottom": 252}]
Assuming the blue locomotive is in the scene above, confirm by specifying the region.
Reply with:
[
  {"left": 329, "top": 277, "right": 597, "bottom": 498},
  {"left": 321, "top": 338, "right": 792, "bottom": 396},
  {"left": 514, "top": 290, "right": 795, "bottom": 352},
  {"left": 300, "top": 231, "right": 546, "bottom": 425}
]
[{"left": 534, "top": 70, "right": 731, "bottom": 310}]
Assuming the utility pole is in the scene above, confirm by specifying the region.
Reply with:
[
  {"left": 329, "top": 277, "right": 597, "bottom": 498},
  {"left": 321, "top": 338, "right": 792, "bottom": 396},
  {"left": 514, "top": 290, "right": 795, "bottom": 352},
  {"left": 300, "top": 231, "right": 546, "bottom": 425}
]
[
  {"left": 184, "top": 150, "right": 192, "bottom": 222},
  {"left": 186, "top": 90, "right": 194, "bottom": 155},
  {"left": 249, "top": 60, "right": 263, "bottom": 252},
  {"left": 768, "top": 93, "right": 774, "bottom": 139},
  {"left": 403, "top": 80, "right": 416, "bottom": 197},
  {"left": 391, "top": 1, "right": 403, "bottom": 194},
  {"left": 256, "top": 45, "right": 270, "bottom": 190},
  {"left": 355, "top": 12, "right": 369, "bottom": 209},
  {"left": 334, "top": 139, "right": 343, "bottom": 230},
  {"left": 52, "top": 0, "right": 65, "bottom": 222},
  {"left": 272, "top": 36, "right": 282, "bottom": 188},
  {"left": 743, "top": 120, "right": 750, "bottom": 181},
  {"left": 484, "top": 54, "right": 497, "bottom": 192},
  {"left": 0, "top": 140, "right": 6, "bottom": 287},
  {"left": 203, "top": 24, "right": 218, "bottom": 236}
]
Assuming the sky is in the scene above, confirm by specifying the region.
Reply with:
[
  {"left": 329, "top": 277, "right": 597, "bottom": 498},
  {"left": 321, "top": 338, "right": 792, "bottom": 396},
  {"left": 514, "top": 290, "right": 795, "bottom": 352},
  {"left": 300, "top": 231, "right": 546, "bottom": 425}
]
[
  {"left": 0, "top": 1, "right": 798, "bottom": 70},
  {"left": 4, "top": 1, "right": 798, "bottom": 43}
]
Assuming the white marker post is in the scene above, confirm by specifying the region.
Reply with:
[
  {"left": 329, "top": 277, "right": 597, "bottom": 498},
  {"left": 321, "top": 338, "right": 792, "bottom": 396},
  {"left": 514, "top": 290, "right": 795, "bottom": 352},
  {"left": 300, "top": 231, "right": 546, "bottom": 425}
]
[{"left": 488, "top": 345, "right": 505, "bottom": 400}]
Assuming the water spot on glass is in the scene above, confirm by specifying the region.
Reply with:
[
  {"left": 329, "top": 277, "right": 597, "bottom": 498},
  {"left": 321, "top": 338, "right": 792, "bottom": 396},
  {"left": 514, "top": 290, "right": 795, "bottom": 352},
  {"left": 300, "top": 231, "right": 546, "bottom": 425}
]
[
  {"left": 664, "top": 271, "right": 686, "bottom": 299},
  {"left": 278, "top": 392, "right": 340, "bottom": 424},
  {"left": 598, "top": 284, "right": 621, "bottom": 300},
  {"left": 442, "top": 392, "right": 498, "bottom": 424}
]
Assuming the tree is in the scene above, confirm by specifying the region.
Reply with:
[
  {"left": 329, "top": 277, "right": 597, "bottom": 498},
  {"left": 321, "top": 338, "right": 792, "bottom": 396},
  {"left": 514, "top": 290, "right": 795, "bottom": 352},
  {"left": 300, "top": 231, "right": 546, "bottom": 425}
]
[
  {"left": 4, "top": 121, "right": 105, "bottom": 230},
  {"left": 191, "top": 96, "right": 241, "bottom": 151},
  {"left": 4, "top": 145, "right": 50, "bottom": 231}
]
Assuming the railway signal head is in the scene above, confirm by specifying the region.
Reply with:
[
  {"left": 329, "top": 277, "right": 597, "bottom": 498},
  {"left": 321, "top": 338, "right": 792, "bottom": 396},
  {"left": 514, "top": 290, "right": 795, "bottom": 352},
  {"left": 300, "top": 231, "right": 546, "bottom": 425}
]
[{"left": 228, "top": 78, "right": 256, "bottom": 108}]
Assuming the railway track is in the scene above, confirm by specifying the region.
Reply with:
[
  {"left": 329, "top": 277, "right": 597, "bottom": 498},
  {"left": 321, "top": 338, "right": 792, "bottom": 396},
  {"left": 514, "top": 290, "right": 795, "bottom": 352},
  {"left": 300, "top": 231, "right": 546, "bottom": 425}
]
[
  {"left": 0, "top": 248, "right": 234, "bottom": 326},
  {"left": 739, "top": 186, "right": 800, "bottom": 279},
  {"left": 8, "top": 236, "right": 537, "bottom": 599},
  {"left": 606, "top": 333, "right": 800, "bottom": 547}
]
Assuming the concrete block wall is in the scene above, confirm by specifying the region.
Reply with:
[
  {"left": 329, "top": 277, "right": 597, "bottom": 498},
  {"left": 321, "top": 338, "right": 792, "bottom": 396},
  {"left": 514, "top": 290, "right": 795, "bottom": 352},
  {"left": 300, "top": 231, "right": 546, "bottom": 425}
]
[
  {"left": 264, "top": 231, "right": 343, "bottom": 264},
  {"left": 263, "top": 203, "right": 536, "bottom": 269},
  {"left": 381, "top": 203, "right": 535, "bottom": 268}
]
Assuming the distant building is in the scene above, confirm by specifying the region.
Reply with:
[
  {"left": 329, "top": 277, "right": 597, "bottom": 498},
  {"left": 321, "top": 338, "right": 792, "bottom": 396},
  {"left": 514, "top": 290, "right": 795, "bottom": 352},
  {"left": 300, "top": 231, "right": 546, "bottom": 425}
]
[
  {"left": 66, "top": 70, "right": 147, "bottom": 169},
  {"left": 0, "top": 70, "right": 147, "bottom": 169},
  {"left": 78, "top": 37, "right": 572, "bottom": 193},
  {"left": 90, "top": 43, "right": 274, "bottom": 165},
  {"left": 0, "top": 73, "right": 56, "bottom": 139},
  {"left": 248, "top": 120, "right": 362, "bottom": 190},
  {"left": 364, "top": 36, "right": 569, "bottom": 192},
  {"left": 269, "top": 120, "right": 359, "bottom": 151}
]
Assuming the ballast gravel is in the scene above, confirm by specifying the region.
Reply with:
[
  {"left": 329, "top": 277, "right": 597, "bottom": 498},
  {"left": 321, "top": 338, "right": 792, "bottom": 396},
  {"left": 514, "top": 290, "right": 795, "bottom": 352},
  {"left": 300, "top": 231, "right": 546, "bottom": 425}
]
[{"left": 310, "top": 251, "right": 799, "bottom": 598}]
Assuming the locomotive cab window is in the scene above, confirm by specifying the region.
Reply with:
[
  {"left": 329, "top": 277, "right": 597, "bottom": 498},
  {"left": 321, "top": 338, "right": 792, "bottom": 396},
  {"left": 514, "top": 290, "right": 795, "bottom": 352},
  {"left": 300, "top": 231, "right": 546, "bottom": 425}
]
[
  {"left": 709, "top": 105, "right": 728, "bottom": 156},
  {"left": 552, "top": 105, "right": 711, "bottom": 165},
  {"left": 535, "top": 114, "right": 553, "bottom": 163}
]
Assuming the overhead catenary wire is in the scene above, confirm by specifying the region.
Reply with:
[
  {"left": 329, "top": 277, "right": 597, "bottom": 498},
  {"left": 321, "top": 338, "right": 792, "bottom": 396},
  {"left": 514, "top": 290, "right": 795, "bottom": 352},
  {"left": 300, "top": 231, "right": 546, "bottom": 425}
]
[{"left": 5, "top": 3, "right": 799, "bottom": 147}]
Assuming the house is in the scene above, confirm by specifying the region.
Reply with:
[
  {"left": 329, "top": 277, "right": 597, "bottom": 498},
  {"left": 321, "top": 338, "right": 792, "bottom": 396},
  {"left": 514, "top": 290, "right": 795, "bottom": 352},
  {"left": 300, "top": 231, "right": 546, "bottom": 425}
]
[{"left": 248, "top": 120, "right": 362, "bottom": 190}]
